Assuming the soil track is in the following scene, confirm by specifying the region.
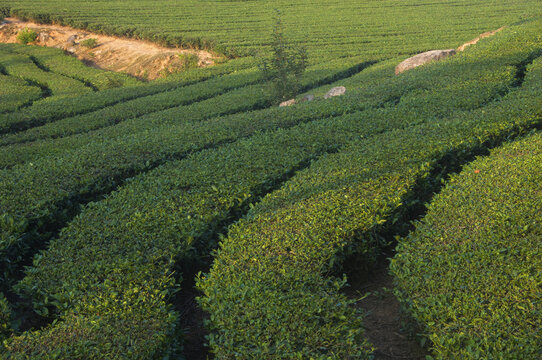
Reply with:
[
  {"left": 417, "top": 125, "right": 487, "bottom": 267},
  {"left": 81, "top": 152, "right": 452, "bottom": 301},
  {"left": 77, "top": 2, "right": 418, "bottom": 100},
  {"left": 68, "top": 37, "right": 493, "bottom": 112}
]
[
  {"left": 0, "top": 17, "right": 220, "bottom": 80},
  {"left": 346, "top": 257, "right": 428, "bottom": 360}
]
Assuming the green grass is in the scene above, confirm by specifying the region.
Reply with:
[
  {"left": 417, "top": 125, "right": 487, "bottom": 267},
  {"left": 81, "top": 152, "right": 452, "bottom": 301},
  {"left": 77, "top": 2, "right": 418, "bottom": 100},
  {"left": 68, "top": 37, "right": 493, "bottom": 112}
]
[
  {"left": 2, "top": 0, "right": 541, "bottom": 59},
  {"left": 391, "top": 131, "right": 541, "bottom": 359}
]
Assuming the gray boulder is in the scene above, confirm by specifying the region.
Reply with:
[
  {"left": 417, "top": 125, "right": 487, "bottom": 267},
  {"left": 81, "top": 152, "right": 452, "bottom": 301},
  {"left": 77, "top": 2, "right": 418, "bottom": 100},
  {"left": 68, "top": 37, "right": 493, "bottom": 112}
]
[
  {"left": 66, "top": 34, "right": 78, "bottom": 46},
  {"left": 324, "top": 86, "right": 346, "bottom": 99},
  {"left": 395, "top": 49, "right": 456, "bottom": 75},
  {"left": 38, "top": 32, "right": 50, "bottom": 43}
]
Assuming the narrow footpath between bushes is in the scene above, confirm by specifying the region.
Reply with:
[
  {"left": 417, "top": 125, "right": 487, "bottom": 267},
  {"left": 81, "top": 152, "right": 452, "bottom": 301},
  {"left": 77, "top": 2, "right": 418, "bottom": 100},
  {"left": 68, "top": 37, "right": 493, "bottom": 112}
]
[{"left": 346, "top": 256, "right": 428, "bottom": 360}]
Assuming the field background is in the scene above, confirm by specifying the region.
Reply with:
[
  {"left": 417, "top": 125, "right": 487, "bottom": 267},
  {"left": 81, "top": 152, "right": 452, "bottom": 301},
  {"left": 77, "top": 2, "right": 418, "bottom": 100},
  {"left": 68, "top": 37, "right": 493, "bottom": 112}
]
[
  {"left": 2, "top": 0, "right": 541, "bottom": 59},
  {"left": 0, "top": 1, "right": 541, "bottom": 359}
]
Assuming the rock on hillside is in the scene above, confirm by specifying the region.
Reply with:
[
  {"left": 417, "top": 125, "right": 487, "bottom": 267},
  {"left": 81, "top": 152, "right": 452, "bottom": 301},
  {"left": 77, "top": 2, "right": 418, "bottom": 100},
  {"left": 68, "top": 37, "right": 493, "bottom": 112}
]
[
  {"left": 324, "top": 86, "right": 346, "bottom": 99},
  {"left": 395, "top": 49, "right": 456, "bottom": 75}
]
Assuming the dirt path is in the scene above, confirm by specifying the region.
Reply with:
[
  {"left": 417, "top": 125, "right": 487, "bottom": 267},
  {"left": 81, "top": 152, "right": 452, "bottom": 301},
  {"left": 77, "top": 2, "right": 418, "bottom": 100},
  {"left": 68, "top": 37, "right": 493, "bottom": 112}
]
[
  {"left": 345, "top": 256, "right": 428, "bottom": 360},
  {"left": 0, "top": 18, "right": 221, "bottom": 80},
  {"left": 174, "top": 285, "right": 210, "bottom": 360}
]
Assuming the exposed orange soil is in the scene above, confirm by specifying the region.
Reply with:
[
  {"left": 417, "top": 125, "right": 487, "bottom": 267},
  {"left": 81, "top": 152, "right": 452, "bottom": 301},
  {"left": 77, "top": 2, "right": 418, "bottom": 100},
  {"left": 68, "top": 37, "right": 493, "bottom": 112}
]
[
  {"left": 457, "top": 27, "right": 506, "bottom": 52},
  {"left": 0, "top": 17, "right": 221, "bottom": 80}
]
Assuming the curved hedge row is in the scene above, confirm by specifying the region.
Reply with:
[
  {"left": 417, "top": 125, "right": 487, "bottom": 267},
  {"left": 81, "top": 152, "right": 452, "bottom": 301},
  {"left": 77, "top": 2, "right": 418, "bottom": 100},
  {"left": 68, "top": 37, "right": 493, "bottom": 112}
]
[
  {"left": 0, "top": 54, "right": 369, "bottom": 148},
  {"left": 0, "top": 56, "right": 399, "bottom": 290},
  {"left": 0, "top": 56, "right": 257, "bottom": 134},
  {"left": 0, "top": 50, "right": 92, "bottom": 99},
  {"left": 0, "top": 73, "right": 41, "bottom": 113},
  {"left": 3, "top": 35, "right": 533, "bottom": 356},
  {"left": 3, "top": 43, "right": 139, "bottom": 90},
  {"left": 4, "top": 0, "right": 541, "bottom": 61},
  {"left": 197, "top": 23, "right": 542, "bottom": 358},
  {"left": 0, "top": 67, "right": 262, "bottom": 148},
  {"left": 0, "top": 40, "right": 521, "bottom": 170},
  {"left": 391, "top": 131, "right": 541, "bottom": 359},
  {"left": 0, "top": 34, "right": 522, "bottom": 264},
  {"left": 7, "top": 110, "right": 400, "bottom": 358},
  {"left": 0, "top": 58, "right": 377, "bottom": 169}
]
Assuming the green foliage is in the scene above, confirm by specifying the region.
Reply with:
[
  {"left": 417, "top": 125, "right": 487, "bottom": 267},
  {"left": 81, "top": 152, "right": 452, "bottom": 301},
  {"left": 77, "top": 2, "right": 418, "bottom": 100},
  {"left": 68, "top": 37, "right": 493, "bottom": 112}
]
[
  {"left": 1, "top": 43, "right": 138, "bottom": 91},
  {"left": 0, "top": 47, "right": 92, "bottom": 100},
  {"left": 16, "top": 28, "right": 37, "bottom": 44},
  {"left": 0, "top": 6, "right": 10, "bottom": 19},
  {"left": 2, "top": 0, "right": 541, "bottom": 59},
  {"left": 0, "top": 7, "right": 540, "bottom": 358},
  {"left": 2, "top": 41, "right": 520, "bottom": 356},
  {"left": 0, "top": 74, "right": 42, "bottom": 113},
  {"left": 0, "top": 56, "right": 257, "bottom": 134},
  {"left": 0, "top": 56, "right": 374, "bottom": 168},
  {"left": 177, "top": 53, "right": 198, "bottom": 70},
  {"left": 198, "top": 22, "right": 542, "bottom": 358},
  {"left": 0, "top": 293, "right": 13, "bottom": 341},
  {"left": 260, "top": 11, "right": 307, "bottom": 103},
  {"left": 391, "top": 132, "right": 542, "bottom": 359},
  {"left": 0, "top": 56, "right": 388, "bottom": 294},
  {"left": 80, "top": 38, "right": 98, "bottom": 48},
  {"left": 0, "top": 67, "right": 262, "bottom": 153}
]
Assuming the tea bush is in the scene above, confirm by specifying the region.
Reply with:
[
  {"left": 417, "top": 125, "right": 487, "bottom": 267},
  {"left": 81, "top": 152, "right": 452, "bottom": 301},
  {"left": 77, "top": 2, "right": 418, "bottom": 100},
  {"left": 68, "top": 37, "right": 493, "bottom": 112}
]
[
  {"left": 198, "top": 22, "right": 542, "bottom": 358},
  {"left": 0, "top": 56, "right": 256, "bottom": 134},
  {"left": 0, "top": 74, "right": 41, "bottom": 113},
  {"left": 391, "top": 132, "right": 542, "bottom": 359}
]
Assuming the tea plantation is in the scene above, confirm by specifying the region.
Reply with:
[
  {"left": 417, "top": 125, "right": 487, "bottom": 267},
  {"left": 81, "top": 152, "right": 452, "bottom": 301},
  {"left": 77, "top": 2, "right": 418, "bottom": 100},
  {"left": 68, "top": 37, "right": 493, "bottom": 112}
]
[
  {"left": 0, "top": 1, "right": 541, "bottom": 359},
  {"left": 391, "top": 131, "right": 541, "bottom": 359}
]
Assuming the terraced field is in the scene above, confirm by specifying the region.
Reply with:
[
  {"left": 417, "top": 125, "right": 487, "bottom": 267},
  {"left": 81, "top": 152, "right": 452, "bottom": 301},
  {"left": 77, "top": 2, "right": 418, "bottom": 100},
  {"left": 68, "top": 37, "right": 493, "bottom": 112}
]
[
  {"left": 2, "top": 0, "right": 541, "bottom": 59},
  {"left": 392, "top": 132, "right": 541, "bottom": 359},
  {"left": 0, "top": 2, "right": 540, "bottom": 360}
]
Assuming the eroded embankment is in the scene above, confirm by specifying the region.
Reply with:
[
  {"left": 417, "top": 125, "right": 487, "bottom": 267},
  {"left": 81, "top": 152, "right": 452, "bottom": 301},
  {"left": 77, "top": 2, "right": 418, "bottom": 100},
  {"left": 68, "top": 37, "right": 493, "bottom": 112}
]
[{"left": 0, "top": 18, "right": 221, "bottom": 80}]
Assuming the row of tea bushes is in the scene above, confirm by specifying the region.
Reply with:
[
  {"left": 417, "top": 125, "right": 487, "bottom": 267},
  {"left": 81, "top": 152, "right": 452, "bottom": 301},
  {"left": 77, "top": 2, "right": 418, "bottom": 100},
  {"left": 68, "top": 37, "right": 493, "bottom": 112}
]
[
  {"left": 0, "top": 55, "right": 405, "bottom": 290},
  {"left": 8, "top": 47, "right": 506, "bottom": 353},
  {"left": 0, "top": 54, "right": 369, "bottom": 148},
  {"left": 0, "top": 54, "right": 371, "bottom": 147},
  {"left": 0, "top": 67, "right": 263, "bottom": 147},
  {"left": 0, "top": 37, "right": 522, "bottom": 169},
  {"left": 0, "top": 50, "right": 92, "bottom": 99},
  {"left": 8, "top": 53, "right": 541, "bottom": 358},
  {"left": 391, "top": 131, "right": 541, "bottom": 359},
  {"left": 0, "top": 22, "right": 536, "bottom": 285},
  {"left": 8, "top": 108, "right": 412, "bottom": 358},
  {"left": 2, "top": 43, "right": 139, "bottom": 90},
  {"left": 0, "top": 73, "right": 41, "bottom": 113},
  {"left": 0, "top": 88, "right": 393, "bottom": 289},
  {"left": 4, "top": 0, "right": 541, "bottom": 61},
  {"left": 3, "top": 39, "right": 524, "bottom": 356},
  {"left": 0, "top": 60, "right": 373, "bottom": 168},
  {"left": 0, "top": 56, "right": 257, "bottom": 134},
  {"left": 197, "top": 51, "right": 542, "bottom": 359}
]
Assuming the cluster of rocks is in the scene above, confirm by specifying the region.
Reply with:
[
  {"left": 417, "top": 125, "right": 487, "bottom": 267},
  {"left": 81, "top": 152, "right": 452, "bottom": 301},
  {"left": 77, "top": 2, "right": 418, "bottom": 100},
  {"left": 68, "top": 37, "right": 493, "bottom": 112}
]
[{"left": 279, "top": 86, "right": 346, "bottom": 107}]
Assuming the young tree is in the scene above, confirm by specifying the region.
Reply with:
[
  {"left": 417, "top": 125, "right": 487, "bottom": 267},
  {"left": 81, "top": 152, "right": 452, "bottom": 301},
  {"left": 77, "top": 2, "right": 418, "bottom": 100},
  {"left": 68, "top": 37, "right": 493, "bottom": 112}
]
[{"left": 260, "top": 11, "right": 307, "bottom": 104}]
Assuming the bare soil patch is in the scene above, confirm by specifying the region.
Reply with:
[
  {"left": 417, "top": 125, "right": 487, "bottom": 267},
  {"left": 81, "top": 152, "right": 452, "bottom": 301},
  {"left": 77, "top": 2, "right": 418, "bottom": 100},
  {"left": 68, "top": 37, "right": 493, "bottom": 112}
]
[
  {"left": 345, "top": 257, "right": 429, "bottom": 360},
  {"left": 0, "top": 18, "right": 221, "bottom": 80},
  {"left": 457, "top": 27, "right": 505, "bottom": 52}
]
